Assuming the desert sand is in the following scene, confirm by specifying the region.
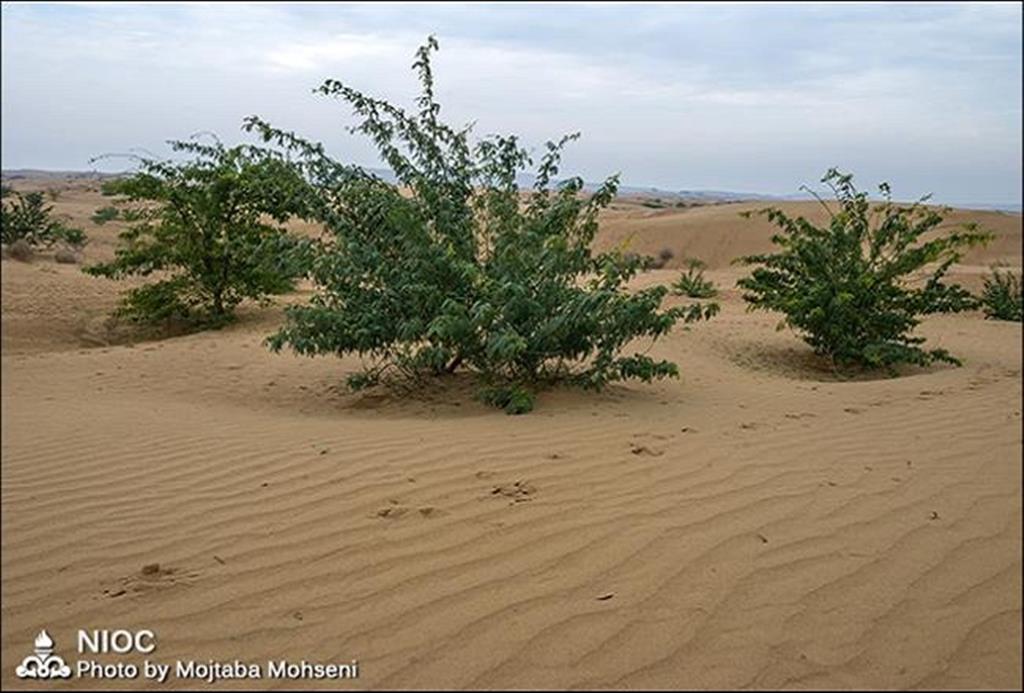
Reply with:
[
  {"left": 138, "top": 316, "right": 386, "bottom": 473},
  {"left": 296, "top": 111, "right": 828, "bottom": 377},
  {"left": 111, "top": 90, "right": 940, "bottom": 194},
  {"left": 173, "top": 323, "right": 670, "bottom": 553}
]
[{"left": 2, "top": 176, "right": 1021, "bottom": 689}]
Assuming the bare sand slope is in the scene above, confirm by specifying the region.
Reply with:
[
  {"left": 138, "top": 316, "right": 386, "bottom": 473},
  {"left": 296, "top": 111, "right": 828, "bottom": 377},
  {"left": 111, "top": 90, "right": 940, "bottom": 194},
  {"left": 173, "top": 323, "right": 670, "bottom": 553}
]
[
  {"left": 597, "top": 201, "right": 1022, "bottom": 270},
  {"left": 1, "top": 183, "right": 1021, "bottom": 689}
]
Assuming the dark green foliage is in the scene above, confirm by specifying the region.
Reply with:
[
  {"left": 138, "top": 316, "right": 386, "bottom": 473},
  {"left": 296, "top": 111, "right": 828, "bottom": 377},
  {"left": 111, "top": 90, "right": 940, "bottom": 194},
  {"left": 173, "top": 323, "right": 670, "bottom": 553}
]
[
  {"left": 737, "top": 169, "right": 991, "bottom": 370},
  {"left": 980, "top": 267, "right": 1023, "bottom": 322},
  {"left": 673, "top": 258, "right": 718, "bottom": 298},
  {"left": 1, "top": 188, "right": 87, "bottom": 250},
  {"left": 247, "top": 37, "right": 717, "bottom": 412},
  {"left": 479, "top": 384, "right": 535, "bottom": 415},
  {"left": 84, "top": 137, "right": 314, "bottom": 326},
  {"left": 91, "top": 205, "right": 120, "bottom": 225},
  {"left": 55, "top": 225, "right": 86, "bottom": 249}
]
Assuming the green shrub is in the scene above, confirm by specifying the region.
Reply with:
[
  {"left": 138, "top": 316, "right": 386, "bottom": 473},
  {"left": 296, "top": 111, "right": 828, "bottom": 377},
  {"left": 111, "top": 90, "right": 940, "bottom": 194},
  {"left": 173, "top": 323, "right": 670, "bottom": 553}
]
[
  {"left": 91, "top": 205, "right": 120, "bottom": 225},
  {"left": 980, "top": 267, "right": 1023, "bottom": 322},
  {"left": 247, "top": 37, "right": 717, "bottom": 413},
  {"left": 736, "top": 169, "right": 990, "bottom": 370},
  {"left": 1, "top": 188, "right": 86, "bottom": 250},
  {"left": 56, "top": 226, "right": 87, "bottom": 249},
  {"left": 479, "top": 384, "right": 535, "bottom": 415},
  {"left": 673, "top": 258, "right": 718, "bottom": 298},
  {"left": 84, "top": 137, "right": 315, "bottom": 326}
]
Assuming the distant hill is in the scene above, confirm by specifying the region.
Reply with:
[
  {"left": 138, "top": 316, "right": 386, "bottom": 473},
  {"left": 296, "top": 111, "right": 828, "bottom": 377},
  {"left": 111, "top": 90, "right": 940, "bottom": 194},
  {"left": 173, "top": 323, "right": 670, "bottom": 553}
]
[{"left": 3, "top": 168, "right": 1019, "bottom": 213}]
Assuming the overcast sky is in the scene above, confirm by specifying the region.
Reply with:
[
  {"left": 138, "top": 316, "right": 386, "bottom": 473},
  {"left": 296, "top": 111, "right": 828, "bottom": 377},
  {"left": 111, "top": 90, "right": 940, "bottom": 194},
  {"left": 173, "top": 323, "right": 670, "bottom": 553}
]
[{"left": 2, "top": 2, "right": 1021, "bottom": 205}]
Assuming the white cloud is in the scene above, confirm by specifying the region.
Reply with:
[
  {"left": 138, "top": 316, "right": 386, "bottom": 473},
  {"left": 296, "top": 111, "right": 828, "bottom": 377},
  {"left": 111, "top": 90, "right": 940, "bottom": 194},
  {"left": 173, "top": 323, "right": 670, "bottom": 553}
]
[{"left": 1, "top": 2, "right": 1019, "bottom": 204}]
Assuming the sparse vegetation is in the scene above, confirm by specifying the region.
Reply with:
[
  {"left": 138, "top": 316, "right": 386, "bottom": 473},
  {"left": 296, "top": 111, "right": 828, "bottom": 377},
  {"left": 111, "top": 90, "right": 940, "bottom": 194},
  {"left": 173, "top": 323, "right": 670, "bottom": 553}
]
[
  {"left": 673, "top": 258, "right": 718, "bottom": 298},
  {"left": 247, "top": 37, "right": 717, "bottom": 413},
  {"left": 84, "top": 137, "right": 315, "bottom": 326},
  {"left": 90, "top": 205, "right": 120, "bottom": 225},
  {"left": 980, "top": 266, "right": 1023, "bottom": 322},
  {"left": 737, "top": 169, "right": 991, "bottom": 370},
  {"left": 1, "top": 187, "right": 86, "bottom": 252}
]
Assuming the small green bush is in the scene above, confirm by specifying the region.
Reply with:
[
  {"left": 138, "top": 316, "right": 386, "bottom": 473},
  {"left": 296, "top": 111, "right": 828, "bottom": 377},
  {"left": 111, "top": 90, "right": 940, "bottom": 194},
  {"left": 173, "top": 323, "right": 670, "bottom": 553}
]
[
  {"left": 980, "top": 267, "right": 1023, "bottom": 322},
  {"left": 479, "top": 384, "right": 535, "bottom": 415},
  {"left": 90, "top": 206, "right": 120, "bottom": 225},
  {"left": 1, "top": 188, "right": 86, "bottom": 250},
  {"left": 85, "top": 137, "right": 315, "bottom": 326},
  {"left": 737, "top": 169, "right": 990, "bottom": 370},
  {"left": 673, "top": 258, "right": 718, "bottom": 298},
  {"left": 247, "top": 37, "right": 717, "bottom": 413}
]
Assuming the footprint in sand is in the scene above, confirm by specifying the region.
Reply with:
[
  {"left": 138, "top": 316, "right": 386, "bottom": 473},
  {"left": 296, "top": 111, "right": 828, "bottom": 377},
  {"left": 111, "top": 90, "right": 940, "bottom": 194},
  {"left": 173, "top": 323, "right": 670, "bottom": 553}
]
[
  {"left": 101, "top": 563, "right": 198, "bottom": 599},
  {"left": 376, "top": 501, "right": 444, "bottom": 519},
  {"left": 490, "top": 480, "right": 537, "bottom": 503},
  {"left": 375, "top": 500, "right": 409, "bottom": 519}
]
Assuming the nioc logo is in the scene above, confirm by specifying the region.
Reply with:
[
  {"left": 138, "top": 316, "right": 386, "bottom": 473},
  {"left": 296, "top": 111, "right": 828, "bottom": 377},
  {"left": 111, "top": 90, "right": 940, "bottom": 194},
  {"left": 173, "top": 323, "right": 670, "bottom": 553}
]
[{"left": 16, "top": 630, "right": 72, "bottom": 679}]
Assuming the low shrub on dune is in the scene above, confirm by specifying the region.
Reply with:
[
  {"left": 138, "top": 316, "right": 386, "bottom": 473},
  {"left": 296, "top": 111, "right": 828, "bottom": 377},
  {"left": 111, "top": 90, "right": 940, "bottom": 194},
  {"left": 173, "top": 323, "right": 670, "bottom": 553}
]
[
  {"left": 1, "top": 186, "right": 86, "bottom": 254},
  {"left": 737, "top": 169, "right": 991, "bottom": 371},
  {"left": 90, "top": 205, "right": 120, "bottom": 225},
  {"left": 84, "top": 139, "right": 316, "bottom": 327},
  {"left": 673, "top": 258, "right": 718, "bottom": 298},
  {"left": 980, "top": 266, "right": 1023, "bottom": 322}
]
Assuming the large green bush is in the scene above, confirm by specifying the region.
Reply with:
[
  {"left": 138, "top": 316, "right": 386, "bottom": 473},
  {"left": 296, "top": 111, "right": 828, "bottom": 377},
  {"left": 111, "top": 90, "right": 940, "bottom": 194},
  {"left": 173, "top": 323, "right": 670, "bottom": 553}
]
[
  {"left": 85, "top": 138, "right": 315, "bottom": 326},
  {"left": 247, "top": 37, "right": 717, "bottom": 412},
  {"left": 737, "top": 169, "right": 990, "bottom": 370}
]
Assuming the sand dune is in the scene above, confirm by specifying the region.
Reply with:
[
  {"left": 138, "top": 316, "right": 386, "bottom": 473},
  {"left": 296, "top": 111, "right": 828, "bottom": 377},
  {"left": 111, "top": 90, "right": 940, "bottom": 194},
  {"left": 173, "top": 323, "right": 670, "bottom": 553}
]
[
  {"left": 597, "top": 200, "right": 1023, "bottom": 271},
  {"left": 1, "top": 179, "right": 1021, "bottom": 689}
]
